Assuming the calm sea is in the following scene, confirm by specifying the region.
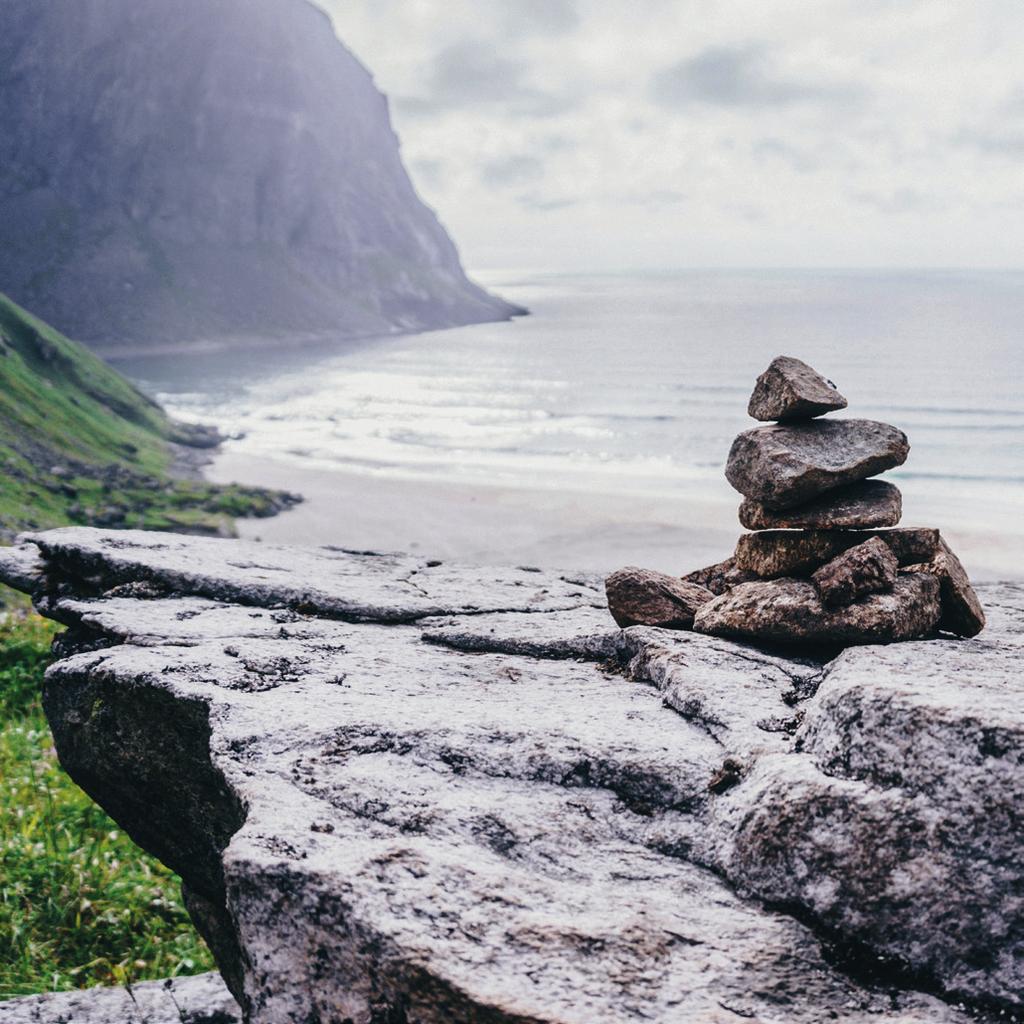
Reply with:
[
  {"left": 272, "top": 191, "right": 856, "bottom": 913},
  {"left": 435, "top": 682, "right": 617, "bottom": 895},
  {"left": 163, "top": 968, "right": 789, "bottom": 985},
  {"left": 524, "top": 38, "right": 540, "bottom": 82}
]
[{"left": 114, "top": 269, "right": 1024, "bottom": 539}]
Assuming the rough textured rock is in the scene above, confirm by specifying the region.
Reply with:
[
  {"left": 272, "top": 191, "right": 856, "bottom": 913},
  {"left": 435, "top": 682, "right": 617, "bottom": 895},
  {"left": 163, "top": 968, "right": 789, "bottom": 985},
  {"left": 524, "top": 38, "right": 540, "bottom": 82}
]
[
  {"left": 0, "top": 0, "right": 521, "bottom": 348},
  {"left": 693, "top": 574, "right": 941, "bottom": 645},
  {"left": 725, "top": 419, "right": 910, "bottom": 510},
  {"left": 680, "top": 557, "right": 758, "bottom": 596},
  {"left": 710, "top": 614, "right": 1024, "bottom": 1010},
  {"left": 903, "top": 537, "right": 986, "bottom": 638},
  {"left": 605, "top": 566, "right": 714, "bottom": 628},
  {"left": 812, "top": 537, "right": 898, "bottom": 609},
  {"left": 747, "top": 355, "right": 848, "bottom": 421},
  {"left": 0, "top": 973, "right": 239, "bottom": 1023},
  {"left": 0, "top": 543, "right": 46, "bottom": 592},
  {"left": 2, "top": 528, "right": 1020, "bottom": 1023},
  {"left": 21, "top": 528, "right": 605, "bottom": 623},
  {"left": 739, "top": 480, "right": 902, "bottom": 532},
  {"left": 734, "top": 528, "right": 941, "bottom": 579}
]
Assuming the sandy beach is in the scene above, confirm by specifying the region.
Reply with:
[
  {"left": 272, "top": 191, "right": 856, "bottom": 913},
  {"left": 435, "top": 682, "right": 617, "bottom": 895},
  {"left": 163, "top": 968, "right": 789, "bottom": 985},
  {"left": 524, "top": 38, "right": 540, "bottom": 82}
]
[{"left": 207, "top": 451, "right": 1024, "bottom": 582}]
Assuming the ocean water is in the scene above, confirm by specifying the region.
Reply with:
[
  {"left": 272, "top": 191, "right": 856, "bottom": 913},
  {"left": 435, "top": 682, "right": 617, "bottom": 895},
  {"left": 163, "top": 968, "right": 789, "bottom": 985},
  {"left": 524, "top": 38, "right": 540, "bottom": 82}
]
[{"left": 114, "top": 269, "right": 1024, "bottom": 537}]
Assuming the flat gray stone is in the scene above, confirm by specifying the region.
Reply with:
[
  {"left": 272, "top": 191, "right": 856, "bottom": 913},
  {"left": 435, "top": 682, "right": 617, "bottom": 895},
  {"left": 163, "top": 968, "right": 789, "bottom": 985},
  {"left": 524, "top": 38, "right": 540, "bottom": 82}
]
[
  {"left": 725, "top": 419, "right": 909, "bottom": 510},
  {"left": 812, "top": 536, "right": 898, "bottom": 609},
  {"left": 738, "top": 480, "right": 902, "bottom": 532},
  {"left": 747, "top": 355, "right": 848, "bottom": 422},
  {"left": 14, "top": 528, "right": 604, "bottom": 623},
  {"left": 0, "top": 973, "right": 238, "bottom": 1023},
  {"left": 3, "top": 528, "right": 1020, "bottom": 1021},
  {"left": 604, "top": 567, "right": 714, "bottom": 629},
  {"left": 693, "top": 574, "right": 941, "bottom": 646}
]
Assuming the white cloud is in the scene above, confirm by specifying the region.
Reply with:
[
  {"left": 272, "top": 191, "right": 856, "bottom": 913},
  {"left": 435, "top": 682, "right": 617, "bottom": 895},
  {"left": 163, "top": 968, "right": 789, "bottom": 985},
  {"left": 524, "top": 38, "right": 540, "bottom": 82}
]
[{"left": 316, "top": 0, "right": 1024, "bottom": 271}]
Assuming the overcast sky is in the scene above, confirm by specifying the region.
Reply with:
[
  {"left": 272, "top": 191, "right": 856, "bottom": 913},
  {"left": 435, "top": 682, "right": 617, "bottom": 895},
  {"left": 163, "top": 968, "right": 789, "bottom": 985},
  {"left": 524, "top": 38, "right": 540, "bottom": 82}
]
[{"left": 319, "top": 1, "right": 1024, "bottom": 272}]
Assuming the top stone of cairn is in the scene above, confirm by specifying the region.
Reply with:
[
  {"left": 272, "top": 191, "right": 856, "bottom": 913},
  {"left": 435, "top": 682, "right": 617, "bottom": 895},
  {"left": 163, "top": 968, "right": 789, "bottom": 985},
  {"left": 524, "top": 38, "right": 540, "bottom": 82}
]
[{"left": 748, "top": 355, "right": 848, "bottom": 422}]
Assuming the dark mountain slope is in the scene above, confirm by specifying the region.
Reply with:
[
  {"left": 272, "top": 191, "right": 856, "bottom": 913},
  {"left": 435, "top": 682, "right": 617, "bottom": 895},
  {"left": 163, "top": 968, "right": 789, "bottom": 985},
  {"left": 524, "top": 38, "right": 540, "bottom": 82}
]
[{"left": 0, "top": 0, "right": 521, "bottom": 348}]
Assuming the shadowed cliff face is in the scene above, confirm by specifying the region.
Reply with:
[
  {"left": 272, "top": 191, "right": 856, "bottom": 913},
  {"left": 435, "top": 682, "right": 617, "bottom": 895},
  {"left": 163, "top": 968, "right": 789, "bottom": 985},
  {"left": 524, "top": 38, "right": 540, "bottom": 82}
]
[{"left": 0, "top": 0, "right": 522, "bottom": 348}]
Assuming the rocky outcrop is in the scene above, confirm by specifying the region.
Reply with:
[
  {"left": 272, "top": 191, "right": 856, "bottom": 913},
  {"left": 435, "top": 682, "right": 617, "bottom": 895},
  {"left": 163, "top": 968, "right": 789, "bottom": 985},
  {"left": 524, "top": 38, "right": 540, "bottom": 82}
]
[
  {"left": 0, "top": 973, "right": 238, "bottom": 1024},
  {"left": 0, "top": 528, "right": 1020, "bottom": 1023},
  {"left": 0, "top": 0, "right": 521, "bottom": 348}
]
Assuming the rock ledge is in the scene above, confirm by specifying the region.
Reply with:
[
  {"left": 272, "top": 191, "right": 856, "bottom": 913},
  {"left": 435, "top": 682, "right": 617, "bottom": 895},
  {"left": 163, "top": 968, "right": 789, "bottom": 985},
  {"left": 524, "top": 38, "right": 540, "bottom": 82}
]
[{"left": 0, "top": 528, "right": 1021, "bottom": 1024}]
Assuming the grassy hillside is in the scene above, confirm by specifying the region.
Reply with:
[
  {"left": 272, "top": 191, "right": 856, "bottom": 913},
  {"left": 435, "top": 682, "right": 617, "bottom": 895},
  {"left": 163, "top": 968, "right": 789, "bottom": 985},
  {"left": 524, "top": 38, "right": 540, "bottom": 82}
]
[
  {"left": 0, "top": 610, "right": 215, "bottom": 999},
  {"left": 0, "top": 292, "right": 296, "bottom": 538}
]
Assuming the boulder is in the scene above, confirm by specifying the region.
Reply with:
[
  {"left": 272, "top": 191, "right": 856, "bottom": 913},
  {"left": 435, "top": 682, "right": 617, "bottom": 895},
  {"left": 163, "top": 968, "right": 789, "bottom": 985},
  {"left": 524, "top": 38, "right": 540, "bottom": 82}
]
[
  {"left": 605, "top": 566, "right": 714, "bottom": 628},
  {"left": 811, "top": 536, "right": 898, "bottom": 608},
  {"left": 725, "top": 419, "right": 910, "bottom": 510},
  {"left": 3, "top": 527, "right": 1021, "bottom": 1021},
  {"left": 680, "top": 557, "right": 758, "bottom": 596},
  {"left": 693, "top": 574, "right": 941, "bottom": 645},
  {"left": 733, "top": 527, "right": 940, "bottom": 579},
  {"left": 738, "top": 480, "right": 902, "bottom": 532},
  {"left": 747, "top": 355, "right": 848, "bottom": 421},
  {"left": 711, "top": 618, "right": 1024, "bottom": 1008},
  {"left": 903, "top": 537, "right": 986, "bottom": 638}
]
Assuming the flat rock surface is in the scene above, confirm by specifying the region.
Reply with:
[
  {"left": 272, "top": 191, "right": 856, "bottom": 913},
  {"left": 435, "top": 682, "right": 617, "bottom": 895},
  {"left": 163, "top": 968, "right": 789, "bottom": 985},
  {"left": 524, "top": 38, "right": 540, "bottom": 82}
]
[
  {"left": 738, "top": 480, "right": 902, "bottom": 531},
  {"left": 747, "top": 355, "right": 848, "bottom": 422},
  {"left": 21, "top": 528, "right": 604, "bottom": 622},
  {"left": 2, "top": 528, "right": 1020, "bottom": 1023},
  {"left": 725, "top": 419, "right": 909, "bottom": 510},
  {"left": 694, "top": 574, "right": 941, "bottom": 645},
  {"left": 0, "top": 973, "right": 238, "bottom": 1023}
]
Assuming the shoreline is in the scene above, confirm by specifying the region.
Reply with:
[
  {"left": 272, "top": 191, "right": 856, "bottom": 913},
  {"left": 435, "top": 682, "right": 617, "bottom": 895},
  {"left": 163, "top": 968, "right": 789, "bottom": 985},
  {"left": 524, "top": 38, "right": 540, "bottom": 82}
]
[{"left": 206, "top": 451, "right": 1024, "bottom": 581}]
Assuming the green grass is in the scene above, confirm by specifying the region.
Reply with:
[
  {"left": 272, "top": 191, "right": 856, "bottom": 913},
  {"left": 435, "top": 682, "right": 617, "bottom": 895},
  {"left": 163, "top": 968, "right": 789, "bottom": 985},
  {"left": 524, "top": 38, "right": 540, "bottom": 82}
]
[
  {"left": 0, "top": 611, "right": 214, "bottom": 1000},
  {"left": 0, "top": 291, "right": 294, "bottom": 538}
]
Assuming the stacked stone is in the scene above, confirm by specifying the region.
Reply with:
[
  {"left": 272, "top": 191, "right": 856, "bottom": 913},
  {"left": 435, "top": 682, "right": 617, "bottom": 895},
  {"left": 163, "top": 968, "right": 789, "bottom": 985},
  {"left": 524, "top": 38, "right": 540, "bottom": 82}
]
[{"left": 606, "top": 356, "right": 985, "bottom": 645}]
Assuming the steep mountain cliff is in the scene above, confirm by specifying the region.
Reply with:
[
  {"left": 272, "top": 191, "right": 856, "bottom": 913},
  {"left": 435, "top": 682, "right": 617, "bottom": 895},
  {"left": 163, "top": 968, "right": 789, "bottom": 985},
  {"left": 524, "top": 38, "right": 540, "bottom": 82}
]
[{"left": 0, "top": 0, "right": 521, "bottom": 348}]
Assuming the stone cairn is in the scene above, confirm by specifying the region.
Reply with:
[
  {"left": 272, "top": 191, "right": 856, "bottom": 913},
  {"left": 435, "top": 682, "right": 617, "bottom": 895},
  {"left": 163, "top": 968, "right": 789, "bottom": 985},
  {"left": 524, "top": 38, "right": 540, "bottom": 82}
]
[{"left": 606, "top": 355, "right": 985, "bottom": 645}]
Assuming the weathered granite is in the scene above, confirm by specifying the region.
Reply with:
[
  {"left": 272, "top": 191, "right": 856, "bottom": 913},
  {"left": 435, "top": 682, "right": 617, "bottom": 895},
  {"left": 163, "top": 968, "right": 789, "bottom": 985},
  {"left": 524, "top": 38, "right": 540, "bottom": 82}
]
[
  {"left": 738, "top": 480, "right": 902, "bottom": 532},
  {"left": 680, "top": 557, "right": 758, "bottom": 596},
  {"left": 19, "top": 528, "right": 605, "bottom": 622},
  {"left": 605, "top": 567, "right": 714, "bottom": 628},
  {"left": 747, "top": 355, "right": 848, "bottom": 422},
  {"left": 733, "top": 528, "right": 941, "bottom": 579},
  {"left": 709, "top": 624, "right": 1024, "bottom": 1010},
  {"left": 1, "top": 528, "right": 1020, "bottom": 1023},
  {"left": 812, "top": 537, "right": 898, "bottom": 609},
  {"left": 725, "top": 419, "right": 910, "bottom": 510},
  {"left": 693, "top": 574, "right": 941, "bottom": 646},
  {"left": 0, "top": 973, "right": 239, "bottom": 1023}
]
